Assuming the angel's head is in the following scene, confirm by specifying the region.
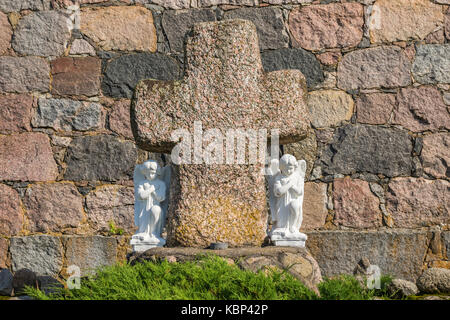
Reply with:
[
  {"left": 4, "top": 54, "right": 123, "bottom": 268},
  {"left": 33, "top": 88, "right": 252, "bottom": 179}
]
[
  {"left": 279, "top": 154, "right": 297, "bottom": 176},
  {"left": 141, "top": 160, "right": 159, "bottom": 181}
]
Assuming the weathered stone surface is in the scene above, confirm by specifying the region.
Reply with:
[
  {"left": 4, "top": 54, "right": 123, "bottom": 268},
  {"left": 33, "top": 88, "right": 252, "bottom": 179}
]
[
  {"left": 12, "top": 11, "right": 71, "bottom": 57},
  {"left": 63, "top": 236, "right": 117, "bottom": 276},
  {"left": 33, "top": 98, "right": 103, "bottom": 132},
  {"left": 417, "top": 268, "right": 450, "bottom": 294},
  {"left": 306, "top": 230, "right": 428, "bottom": 281},
  {"left": 162, "top": 8, "right": 217, "bottom": 53},
  {"left": 23, "top": 183, "right": 84, "bottom": 233},
  {"left": 333, "top": 177, "right": 381, "bottom": 228},
  {"left": 10, "top": 236, "right": 62, "bottom": 276},
  {"left": 393, "top": 86, "right": 449, "bottom": 132},
  {"left": 0, "top": 11, "right": 11, "bottom": 54},
  {"left": 412, "top": 44, "right": 450, "bottom": 84},
  {"left": 109, "top": 99, "right": 133, "bottom": 139},
  {"left": 132, "top": 20, "right": 310, "bottom": 247},
  {"left": 0, "top": 57, "right": 49, "bottom": 93},
  {"left": 12, "top": 269, "right": 37, "bottom": 295},
  {"left": 0, "top": 184, "right": 22, "bottom": 237},
  {"left": 51, "top": 57, "right": 101, "bottom": 97},
  {"left": 129, "top": 246, "right": 322, "bottom": 293},
  {"left": 0, "top": 133, "right": 58, "bottom": 182},
  {"left": 385, "top": 178, "right": 449, "bottom": 228},
  {"left": 69, "top": 39, "right": 95, "bottom": 56},
  {"left": 369, "top": 0, "right": 443, "bottom": 43},
  {"left": 0, "top": 0, "right": 51, "bottom": 12},
  {"left": 356, "top": 92, "right": 395, "bottom": 125},
  {"left": 261, "top": 48, "right": 324, "bottom": 88},
  {"left": 147, "top": 0, "right": 190, "bottom": 9},
  {"left": 316, "top": 51, "right": 341, "bottom": 66},
  {"left": 289, "top": 3, "right": 364, "bottom": 51},
  {"left": 337, "top": 46, "right": 411, "bottom": 90},
  {"left": 421, "top": 133, "right": 449, "bottom": 179},
  {"left": 307, "top": 90, "right": 354, "bottom": 129},
  {"left": 320, "top": 124, "right": 413, "bottom": 177},
  {"left": 387, "top": 278, "right": 419, "bottom": 298},
  {"left": 283, "top": 130, "right": 317, "bottom": 179},
  {"left": 0, "top": 238, "right": 8, "bottom": 269},
  {"left": 102, "top": 53, "right": 181, "bottom": 98},
  {"left": 85, "top": 185, "right": 135, "bottom": 234},
  {"left": 0, "top": 269, "right": 13, "bottom": 296},
  {"left": 80, "top": 6, "right": 157, "bottom": 52},
  {"left": 64, "top": 135, "right": 137, "bottom": 182},
  {"left": 55, "top": 0, "right": 108, "bottom": 6},
  {"left": 197, "top": 0, "right": 258, "bottom": 6},
  {"left": 301, "top": 182, "right": 328, "bottom": 230},
  {"left": 224, "top": 7, "right": 289, "bottom": 50},
  {"left": 0, "top": 94, "right": 33, "bottom": 135}
]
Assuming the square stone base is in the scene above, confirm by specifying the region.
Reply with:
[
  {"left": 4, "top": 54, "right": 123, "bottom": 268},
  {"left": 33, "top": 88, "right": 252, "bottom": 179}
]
[
  {"left": 130, "top": 235, "right": 165, "bottom": 253},
  {"left": 272, "top": 239, "right": 306, "bottom": 248},
  {"left": 270, "top": 231, "right": 307, "bottom": 248}
]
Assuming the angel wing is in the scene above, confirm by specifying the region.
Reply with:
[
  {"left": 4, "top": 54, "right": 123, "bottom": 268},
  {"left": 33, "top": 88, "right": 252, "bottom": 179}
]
[
  {"left": 133, "top": 164, "right": 146, "bottom": 226},
  {"left": 266, "top": 158, "right": 280, "bottom": 224},
  {"left": 295, "top": 159, "right": 306, "bottom": 196}
]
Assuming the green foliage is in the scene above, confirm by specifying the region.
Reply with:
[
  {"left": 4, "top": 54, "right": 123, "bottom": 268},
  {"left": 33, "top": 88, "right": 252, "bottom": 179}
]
[
  {"left": 23, "top": 255, "right": 396, "bottom": 301},
  {"left": 318, "top": 275, "right": 375, "bottom": 300},
  {"left": 108, "top": 221, "right": 124, "bottom": 236},
  {"left": 24, "top": 255, "right": 318, "bottom": 300}
]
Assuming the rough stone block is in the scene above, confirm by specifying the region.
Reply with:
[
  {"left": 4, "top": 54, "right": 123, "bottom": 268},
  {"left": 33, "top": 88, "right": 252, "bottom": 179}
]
[
  {"left": 23, "top": 183, "right": 84, "bottom": 233},
  {"left": 32, "top": 98, "right": 103, "bottom": 132},
  {"left": 63, "top": 236, "right": 117, "bottom": 276},
  {"left": 412, "top": 44, "right": 450, "bottom": 84},
  {"left": 337, "top": 46, "right": 411, "bottom": 90},
  {"left": 102, "top": 53, "right": 181, "bottom": 98},
  {"left": 306, "top": 230, "right": 429, "bottom": 281},
  {"left": 392, "top": 86, "right": 449, "bottom": 132},
  {"left": 421, "top": 133, "right": 449, "bottom": 179},
  {"left": 109, "top": 99, "right": 133, "bottom": 139},
  {"left": 320, "top": 124, "right": 413, "bottom": 177},
  {"left": 385, "top": 178, "right": 449, "bottom": 228},
  {"left": 80, "top": 6, "right": 157, "bottom": 52},
  {"left": 0, "top": 57, "right": 49, "bottom": 93},
  {"left": 85, "top": 185, "right": 135, "bottom": 234},
  {"left": 0, "top": 133, "right": 58, "bottom": 182},
  {"left": 0, "top": 0, "right": 51, "bottom": 12},
  {"left": 12, "top": 11, "right": 71, "bottom": 57},
  {"left": 333, "top": 177, "right": 382, "bottom": 228},
  {"left": 0, "top": 238, "right": 8, "bottom": 269},
  {"left": 51, "top": 57, "right": 101, "bottom": 97},
  {"left": 64, "top": 135, "right": 137, "bottom": 182},
  {"left": 0, "top": 184, "right": 22, "bottom": 237},
  {"left": 0, "top": 94, "right": 33, "bottom": 134},
  {"left": 289, "top": 3, "right": 364, "bottom": 50},
  {"left": 0, "top": 11, "right": 11, "bottom": 54},
  {"left": 307, "top": 90, "right": 354, "bottom": 129},
  {"left": 369, "top": 0, "right": 443, "bottom": 43},
  {"left": 356, "top": 92, "right": 395, "bottom": 125},
  {"left": 301, "top": 182, "right": 328, "bottom": 230},
  {"left": 10, "top": 236, "right": 63, "bottom": 276}
]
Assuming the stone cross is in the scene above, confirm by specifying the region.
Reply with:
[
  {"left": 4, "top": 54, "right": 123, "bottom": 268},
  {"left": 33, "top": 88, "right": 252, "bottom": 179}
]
[{"left": 131, "top": 19, "right": 310, "bottom": 247}]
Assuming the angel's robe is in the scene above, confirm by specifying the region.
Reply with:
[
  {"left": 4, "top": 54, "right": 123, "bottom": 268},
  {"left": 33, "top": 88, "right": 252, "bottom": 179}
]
[
  {"left": 135, "top": 178, "right": 166, "bottom": 236},
  {"left": 272, "top": 172, "right": 303, "bottom": 231}
]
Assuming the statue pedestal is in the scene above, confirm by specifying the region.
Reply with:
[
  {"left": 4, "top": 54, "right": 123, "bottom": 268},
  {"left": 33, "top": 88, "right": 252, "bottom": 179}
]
[
  {"left": 270, "top": 230, "right": 307, "bottom": 248},
  {"left": 130, "top": 234, "right": 166, "bottom": 253}
]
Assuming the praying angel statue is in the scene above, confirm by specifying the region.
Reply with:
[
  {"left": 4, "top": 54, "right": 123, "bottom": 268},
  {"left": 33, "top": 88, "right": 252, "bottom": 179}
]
[
  {"left": 130, "top": 159, "right": 171, "bottom": 252},
  {"left": 266, "top": 154, "right": 307, "bottom": 247}
]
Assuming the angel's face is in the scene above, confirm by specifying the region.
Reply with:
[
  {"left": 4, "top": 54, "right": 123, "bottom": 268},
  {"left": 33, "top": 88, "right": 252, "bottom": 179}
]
[
  {"left": 279, "top": 155, "right": 297, "bottom": 176},
  {"left": 142, "top": 162, "right": 158, "bottom": 180}
]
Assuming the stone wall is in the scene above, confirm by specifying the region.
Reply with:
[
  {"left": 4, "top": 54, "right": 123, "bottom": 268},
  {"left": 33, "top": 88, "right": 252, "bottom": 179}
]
[{"left": 0, "top": 0, "right": 448, "bottom": 281}]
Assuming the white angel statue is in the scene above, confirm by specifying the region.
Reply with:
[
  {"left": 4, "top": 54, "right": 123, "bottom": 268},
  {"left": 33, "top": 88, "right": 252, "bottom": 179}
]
[
  {"left": 130, "top": 159, "right": 171, "bottom": 252},
  {"left": 266, "top": 154, "right": 307, "bottom": 247}
]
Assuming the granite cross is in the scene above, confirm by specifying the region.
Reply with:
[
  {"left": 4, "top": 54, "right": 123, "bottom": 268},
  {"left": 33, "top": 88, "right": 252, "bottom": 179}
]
[{"left": 131, "top": 19, "right": 310, "bottom": 247}]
